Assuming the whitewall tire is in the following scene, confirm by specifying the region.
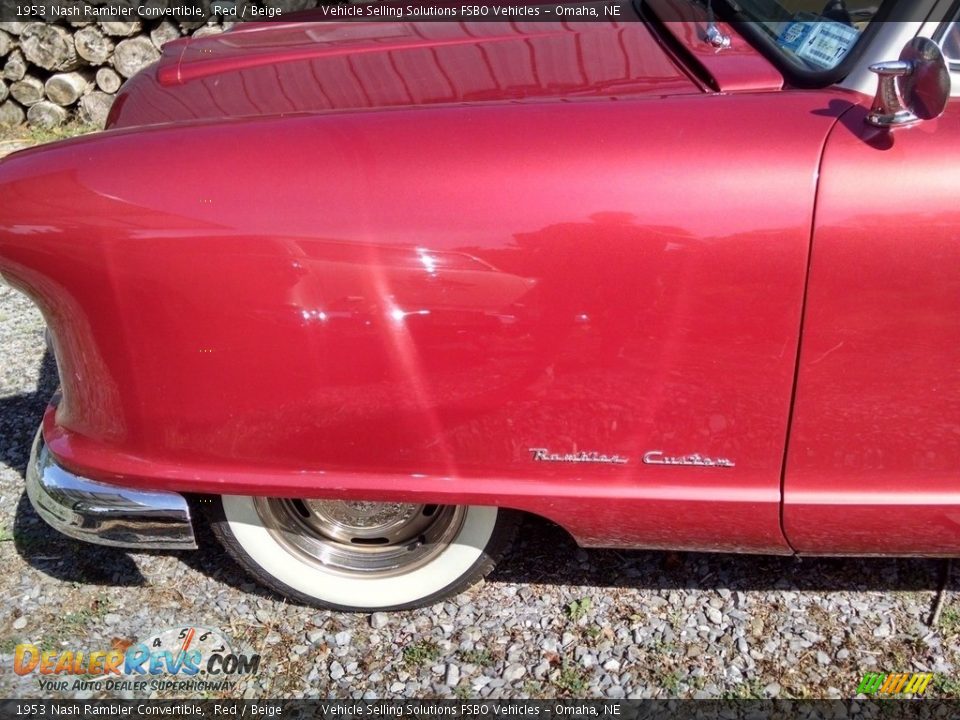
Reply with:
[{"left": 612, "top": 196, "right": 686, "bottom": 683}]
[{"left": 211, "top": 496, "right": 519, "bottom": 611}]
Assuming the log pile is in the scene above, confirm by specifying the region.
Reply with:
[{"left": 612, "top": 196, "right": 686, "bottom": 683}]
[
  {"left": 0, "top": 20, "right": 234, "bottom": 129},
  {"left": 2, "top": 0, "right": 334, "bottom": 129}
]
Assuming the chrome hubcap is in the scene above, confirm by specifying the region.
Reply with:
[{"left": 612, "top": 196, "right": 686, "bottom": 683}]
[{"left": 254, "top": 498, "right": 465, "bottom": 576}]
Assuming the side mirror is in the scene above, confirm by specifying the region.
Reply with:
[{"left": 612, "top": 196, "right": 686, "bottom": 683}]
[{"left": 866, "top": 37, "right": 951, "bottom": 128}]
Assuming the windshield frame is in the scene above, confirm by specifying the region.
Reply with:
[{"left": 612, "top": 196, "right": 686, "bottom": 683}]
[{"left": 713, "top": 0, "right": 898, "bottom": 88}]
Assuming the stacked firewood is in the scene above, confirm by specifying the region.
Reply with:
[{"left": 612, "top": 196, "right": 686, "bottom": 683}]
[{"left": 0, "top": 20, "right": 232, "bottom": 129}]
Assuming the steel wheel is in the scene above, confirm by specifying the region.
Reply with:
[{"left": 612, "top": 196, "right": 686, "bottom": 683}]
[
  {"left": 253, "top": 498, "right": 466, "bottom": 576},
  {"left": 212, "top": 496, "right": 520, "bottom": 611}
]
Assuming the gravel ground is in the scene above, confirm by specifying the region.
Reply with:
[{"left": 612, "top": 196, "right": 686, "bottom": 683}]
[{"left": 0, "top": 282, "right": 958, "bottom": 701}]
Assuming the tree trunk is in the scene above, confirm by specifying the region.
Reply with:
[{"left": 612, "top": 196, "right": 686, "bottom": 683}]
[
  {"left": 27, "top": 100, "right": 68, "bottom": 129},
  {"left": 112, "top": 36, "right": 161, "bottom": 78},
  {"left": 20, "top": 23, "right": 81, "bottom": 72},
  {"left": 45, "top": 71, "right": 93, "bottom": 107},
  {"left": 2, "top": 50, "right": 27, "bottom": 82},
  {"left": 150, "top": 21, "right": 181, "bottom": 50},
  {"left": 0, "top": 22, "right": 28, "bottom": 35},
  {"left": 74, "top": 25, "right": 114, "bottom": 66},
  {"left": 0, "top": 29, "right": 15, "bottom": 57},
  {"left": 0, "top": 100, "right": 26, "bottom": 127},
  {"left": 192, "top": 26, "right": 224, "bottom": 38},
  {"left": 98, "top": 22, "right": 142, "bottom": 37},
  {"left": 95, "top": 66, "right": 122, "bottom": 94},
  {"left": 78, "top": 91, "right": 114, "bottom": 128},
  {"left": 10, "top": 75, "right": 44, "bottom": 107}
]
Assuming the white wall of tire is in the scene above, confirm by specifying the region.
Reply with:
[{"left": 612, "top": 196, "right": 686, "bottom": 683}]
[{"left": 221, "top": 496, "right": 498, "bottom": 609}]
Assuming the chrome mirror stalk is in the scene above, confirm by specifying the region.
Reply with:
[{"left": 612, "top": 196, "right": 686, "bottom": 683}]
[
  {"left": 866, "top": 37, "right": 950, "bottom": 129},
  {"left": 867, "top": 60, "right": 920, "bottom": 127}
]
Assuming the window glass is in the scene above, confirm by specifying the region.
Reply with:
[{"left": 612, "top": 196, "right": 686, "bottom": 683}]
[
  {"left": 730, "top": 1, "right": 889, "bottom": 72},
  {"left": 940, "top": 16, "right": 960, "bottom": 70}
]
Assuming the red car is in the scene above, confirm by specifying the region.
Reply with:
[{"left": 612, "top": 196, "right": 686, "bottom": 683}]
[{"left": 1, "top": 1, "right": 958, "bottom": 612}]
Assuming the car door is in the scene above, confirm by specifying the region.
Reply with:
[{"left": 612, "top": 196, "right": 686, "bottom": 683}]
[{"left": 783, "top": 20, "right": 960, "bottom": 554}]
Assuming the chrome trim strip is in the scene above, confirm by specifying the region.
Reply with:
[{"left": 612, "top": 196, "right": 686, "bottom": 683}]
[{"left": 25, "top": 429, "right": 197, "bottom": 550}]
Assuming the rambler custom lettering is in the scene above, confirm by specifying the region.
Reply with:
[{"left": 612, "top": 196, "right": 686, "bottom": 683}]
[
  {"left": 529, "top": 448, "right": 629, "bottom": 465},
  {"left": 642, "top": 451, "right": 736, "bottom": 468}
]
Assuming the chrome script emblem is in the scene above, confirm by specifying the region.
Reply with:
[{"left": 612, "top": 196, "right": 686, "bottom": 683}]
[
  {"left": 529, "top": 448, "right": 628, "bottom": 465},
  {"left": 643, "top": 451, "right": 735, "bottom": 468}
]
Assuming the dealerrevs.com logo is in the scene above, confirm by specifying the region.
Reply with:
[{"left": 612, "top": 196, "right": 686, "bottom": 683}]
[{"left": 13, "top": 626, "right": 260, "bottom": 693}]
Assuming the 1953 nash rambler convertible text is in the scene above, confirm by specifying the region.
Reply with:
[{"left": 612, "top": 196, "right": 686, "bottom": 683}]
[{"left": 1, "top": 0, "right": 959, "bottom": 611}]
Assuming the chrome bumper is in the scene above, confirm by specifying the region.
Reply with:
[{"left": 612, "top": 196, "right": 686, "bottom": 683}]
[{"left": 26, "top": 430, "right": 197, "bottom": 550}]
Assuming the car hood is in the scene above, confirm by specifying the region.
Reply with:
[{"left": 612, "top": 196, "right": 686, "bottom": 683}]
[{"left": 108, "top": 10, "right": 702, "bottom": 128}]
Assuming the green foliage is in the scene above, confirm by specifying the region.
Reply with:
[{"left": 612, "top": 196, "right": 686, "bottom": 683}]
[
  {"left": 402, "top": 639, "right": 441, "bottom": 667},
  {"left": 722, "top": 679, "right": 766, "bottom": 699},
  {"left": 932, "top": 674, "right": 960, "bottom": 698},
  {"left": 554, "top": 664, "right": 588, "bottom": 694},
  {"left": 565, "top": 597, "right": 593, "bottom": 622},
  {"left": 660, "top": 670, "right": 682, "bottom": 694},
  {"left": 940, "top": 606, "right": 960, "bottom": 636},
  {"left": 459, "top": 648, "right": 494, "bottom": 667},
  {"left": 56, "top": 593, "right": 111, "bottom": 638},
  {"left": 584, "top": 625, "right": 602, "bottom": 639},
  {"left": 0, "top": 122, "right": 97, "bottom": 145}
]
